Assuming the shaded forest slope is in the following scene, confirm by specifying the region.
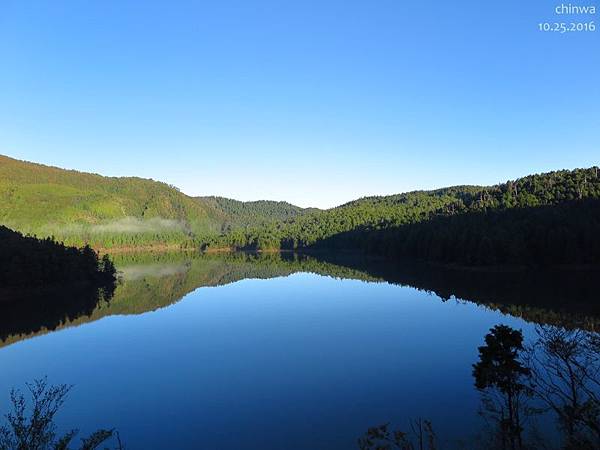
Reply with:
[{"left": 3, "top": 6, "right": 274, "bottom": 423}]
[
  {"left": 206, "top": 167, "right": 600, "bottom": 267},
  {"left": 0, "top": 225, "right": 115, "bottom": 288}
]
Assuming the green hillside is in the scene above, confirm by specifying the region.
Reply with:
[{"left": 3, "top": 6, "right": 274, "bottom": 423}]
[
  {"left": 0, "top": 154, "right": 226, "bottom": 246},
  {"left": 197, "top": 196, "right": 318, "bottom": 232},
  {"left": 203, "top": 186, "right": 486, "bottom": 250},
  {"left": 0, "top": 155, "right": 312, "bottom": 248},
  {"left": 2, "top": 154, "right": 599, "bottom": 266},
  {"left": 205, "top": 167, "right": 600, "bottom": 266},
  {"left": 284, "top": 167, "right": 600, "bottom": 248}
]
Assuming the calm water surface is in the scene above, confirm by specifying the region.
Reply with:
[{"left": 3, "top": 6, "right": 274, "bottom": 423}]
[{"left": 0, "top": 253, "right": 596, "bottom": 449}]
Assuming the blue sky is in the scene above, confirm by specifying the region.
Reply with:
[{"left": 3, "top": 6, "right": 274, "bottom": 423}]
[{"left": 0, "top": 1, "right": 598, "bottom": 208}]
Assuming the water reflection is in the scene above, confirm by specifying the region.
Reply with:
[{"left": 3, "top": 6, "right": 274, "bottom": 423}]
[
  {"left": 1, "top": 252, "right": 599, "bottom": 348},
  {"left": 0, "top": 281, "right": 115, "bottom": 346},
  {"left": 358, "top": 325, "right": 600, "bottom": 450},
  {"left": 318, "top": 254, "right": 600, "bottom": 330},
  {"left": 1, "top": 253, "right": 600, "bottom": 449}
]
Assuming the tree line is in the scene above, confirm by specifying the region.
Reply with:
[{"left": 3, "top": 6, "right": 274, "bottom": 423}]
[
  {"left": 3, "top": 156, "right": 600, "bottom": 267},
  {"left": 0, "top": 225, "right": 116, "bottom": 288},
  {"left": 201, "top": 167, "right": 600, "bottom": 267}
]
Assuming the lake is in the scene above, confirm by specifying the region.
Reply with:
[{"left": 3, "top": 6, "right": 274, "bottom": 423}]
[{"left": 0, "top": 252, "right": 598, "bottom": 449}]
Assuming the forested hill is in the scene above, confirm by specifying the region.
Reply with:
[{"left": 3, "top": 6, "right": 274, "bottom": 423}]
[
  {"left": 0, "top": 154, "right": 226, "bottom": 246},
  {"left": 207, "top": 167, "right": 600, "bottom": 266},
  {"left": 197, "top": 196, "right": 319, "bottom": 231},
  {"left": 284, "top": 166, "right": 600, "bottom": 249},
  {"left": 0, "top": 225, "right": 116, "bottom": 288},
  {"left": 0, "top": 155, "right": 309, "bottom": 248},
  {"left": 2, "top": 154, "right": 599, "bottom": 265}
]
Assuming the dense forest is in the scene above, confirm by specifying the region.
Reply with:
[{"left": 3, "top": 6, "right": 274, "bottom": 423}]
[
  {"left": 313, "top": 199, "right": 600, "bottom": 266},
  {"left": 196, "top": 196, "right": 317, "bottom": 232},
  {"left": 203, "top": 167, "right": 600, "bottom": 266},
  {"left": 0, "top": 225, "right": 116, "bottom": 288},
  {"left": 2, "top": 154, "right": 599, "bottom": 267}
]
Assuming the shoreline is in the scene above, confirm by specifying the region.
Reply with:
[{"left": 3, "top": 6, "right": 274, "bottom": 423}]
[
  {"left": 95, "top": 244, "right": 600, "bottom": 273},
  {"left": 95, "top": 244, "right": 194, "bottom": 254}
]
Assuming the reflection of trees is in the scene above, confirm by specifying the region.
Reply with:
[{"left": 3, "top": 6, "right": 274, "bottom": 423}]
[
  {"left": 0, "top": 282, "right": 115, "bottom": 343},
  {"left": 357, "top": 420, "right": 436, "bottom": 450},
  {"left": 310, "top": 252, "right": 600, "bottom": 331},
  {"left": 0, "top": 252, "right": 376, "bottom": 348},
  {"left": 3, "top": 250, "right": 600, "bottom": 350},
  {"left": 0, "top": 378, "right": 122, "bottom": 450},
  {"left": 360, "top": 326, "right": 600, "bottom": 449},
  {"left": 526, "top": 327, "right": 600, "bottom": 449}
]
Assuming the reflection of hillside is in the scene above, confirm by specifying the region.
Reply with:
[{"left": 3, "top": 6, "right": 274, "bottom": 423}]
[
  {"left": 0, "top": 282, "right": 115, "bottom": 347},
  {"left": 0, "top": 253, "right": 378, "bottom": 348},
  {"left": 314, "top": 253, "right": 600, "bottom": 331},
  {"left": 112, "top": 253, "right": 381, "bottom": 316},
  {"left": 2, "top": 252, "right": 599, "bottom": 349},
  {"left": 106, "top": 252, "right": 378, "bottom": 317}
]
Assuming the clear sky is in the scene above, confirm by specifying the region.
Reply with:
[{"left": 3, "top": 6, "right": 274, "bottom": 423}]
[{"left": 0, "top": 1, "right": 598, "bottom": 208}]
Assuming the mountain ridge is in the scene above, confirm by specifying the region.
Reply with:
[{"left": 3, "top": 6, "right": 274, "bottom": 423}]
[{"left": 1, "top": 154, "right": 599, "bottom": 262}]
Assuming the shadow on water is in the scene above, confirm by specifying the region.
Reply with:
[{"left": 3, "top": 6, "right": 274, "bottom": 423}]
[
  {"left": 1, "top": 251, "right": 599, "bottom": 347},
  {"left": 0, "top": 281, "right": 116, "bottom": 345},
  {"left": 312, "top": 252, "right": 600, "bottom": 330}
]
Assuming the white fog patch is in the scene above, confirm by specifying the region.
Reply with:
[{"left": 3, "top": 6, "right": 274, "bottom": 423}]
[
  {"left": 89, "top": 217, "right": 186, "bottom": 234},
  {"left": 44, "top": 217, "right": 189, "bottom": 236},
  {"left": 119, "top": 263, "right": 189, "bottom": 280}
]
